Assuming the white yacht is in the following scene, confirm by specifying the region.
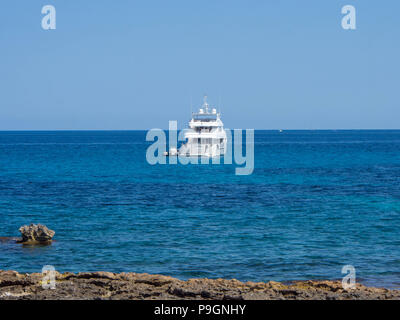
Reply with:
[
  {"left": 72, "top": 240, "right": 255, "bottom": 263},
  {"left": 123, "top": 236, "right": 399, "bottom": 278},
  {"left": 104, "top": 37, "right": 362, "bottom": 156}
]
[{"left": 169, "top": 96, "right": 227, "bottom": 157}]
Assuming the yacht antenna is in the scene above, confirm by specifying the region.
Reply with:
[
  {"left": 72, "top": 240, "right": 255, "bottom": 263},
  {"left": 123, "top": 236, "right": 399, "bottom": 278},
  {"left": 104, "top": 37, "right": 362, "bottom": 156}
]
[{"left": 203, "top": 94, "right": 209, "bottom": 113}]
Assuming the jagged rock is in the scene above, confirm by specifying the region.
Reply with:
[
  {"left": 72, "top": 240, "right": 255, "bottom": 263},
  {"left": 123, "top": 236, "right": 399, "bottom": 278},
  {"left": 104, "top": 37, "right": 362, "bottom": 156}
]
[{"left": 17, "top": 224, "right": 55, "bottom": 244}]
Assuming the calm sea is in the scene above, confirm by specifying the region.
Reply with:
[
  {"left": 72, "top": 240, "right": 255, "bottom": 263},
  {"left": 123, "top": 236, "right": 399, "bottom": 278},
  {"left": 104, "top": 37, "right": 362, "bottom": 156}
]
[{"left": 0, "top": 130, "right": 399, "bottom": 288}]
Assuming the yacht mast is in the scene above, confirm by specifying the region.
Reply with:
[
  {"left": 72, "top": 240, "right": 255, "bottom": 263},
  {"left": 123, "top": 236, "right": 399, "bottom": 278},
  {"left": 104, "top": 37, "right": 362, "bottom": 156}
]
[{"left": 203, "top": 95, "right": 209, "bottom": 113}]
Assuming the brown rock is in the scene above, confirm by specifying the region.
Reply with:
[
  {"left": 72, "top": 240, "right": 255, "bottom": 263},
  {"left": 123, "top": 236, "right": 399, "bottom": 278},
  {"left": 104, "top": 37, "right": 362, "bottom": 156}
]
[
  {"left": 17, "top": 224, "right": 55, "bottom": 244},
  {"left": 0, "top": 271, "right": 400, "bottom": 300}
]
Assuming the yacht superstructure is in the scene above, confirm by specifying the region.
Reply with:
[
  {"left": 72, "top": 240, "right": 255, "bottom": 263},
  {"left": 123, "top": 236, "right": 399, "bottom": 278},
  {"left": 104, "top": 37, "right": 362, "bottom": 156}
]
[{"left": 170, "top": 96, "right": 227, "bottom": 157}]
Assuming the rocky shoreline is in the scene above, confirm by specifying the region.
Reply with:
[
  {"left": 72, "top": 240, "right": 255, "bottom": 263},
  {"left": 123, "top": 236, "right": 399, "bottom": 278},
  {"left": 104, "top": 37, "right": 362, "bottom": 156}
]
[{"left": 0, "top": 270, "right": 399, "bottom": 300}]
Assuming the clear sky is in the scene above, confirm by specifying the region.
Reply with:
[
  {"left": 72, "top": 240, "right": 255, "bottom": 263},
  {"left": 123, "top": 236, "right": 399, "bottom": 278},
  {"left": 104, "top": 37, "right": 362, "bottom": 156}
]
[{"left": 0, "top": 0, "right": 399, "bottom": 130}]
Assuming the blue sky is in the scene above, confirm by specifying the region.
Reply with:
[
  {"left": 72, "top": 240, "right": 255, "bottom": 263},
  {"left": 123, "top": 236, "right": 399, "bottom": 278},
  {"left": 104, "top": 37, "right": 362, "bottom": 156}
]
[{"left": 0, "top": 0, "right": 399, "bottom": 130}]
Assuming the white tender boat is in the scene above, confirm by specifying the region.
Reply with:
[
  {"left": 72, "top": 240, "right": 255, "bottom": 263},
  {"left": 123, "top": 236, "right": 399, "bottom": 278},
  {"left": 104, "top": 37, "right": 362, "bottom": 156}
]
[{"left": 169, "top": 96, "right": 227, "bottom": 157}]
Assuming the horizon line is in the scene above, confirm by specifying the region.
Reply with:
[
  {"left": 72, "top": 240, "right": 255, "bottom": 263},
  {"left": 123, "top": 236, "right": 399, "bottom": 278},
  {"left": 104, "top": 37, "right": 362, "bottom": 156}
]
[{"left": 0, "top": 128, "right": 399, "bottom": 132}]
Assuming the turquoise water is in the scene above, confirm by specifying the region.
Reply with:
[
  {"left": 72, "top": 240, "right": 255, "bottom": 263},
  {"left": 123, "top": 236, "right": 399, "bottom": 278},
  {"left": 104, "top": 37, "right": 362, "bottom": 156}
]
[{"left": 0, "top": 130, "right": 399, "bottom": 288}]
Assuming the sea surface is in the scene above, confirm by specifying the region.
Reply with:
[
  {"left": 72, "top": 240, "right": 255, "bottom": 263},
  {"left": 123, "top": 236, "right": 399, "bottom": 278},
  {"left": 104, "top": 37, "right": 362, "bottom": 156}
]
[{"left": 0, "top": 130, "right": 399, "bottom": 288}]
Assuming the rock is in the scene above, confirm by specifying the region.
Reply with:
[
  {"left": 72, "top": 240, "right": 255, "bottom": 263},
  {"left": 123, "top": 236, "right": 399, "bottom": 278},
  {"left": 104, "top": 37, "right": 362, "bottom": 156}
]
[
  {"left": 17, "top": 224, "right": 55, "bottom": 244},
  {"left": 0, "top": 271, "right": 400, "bottom": 300}
]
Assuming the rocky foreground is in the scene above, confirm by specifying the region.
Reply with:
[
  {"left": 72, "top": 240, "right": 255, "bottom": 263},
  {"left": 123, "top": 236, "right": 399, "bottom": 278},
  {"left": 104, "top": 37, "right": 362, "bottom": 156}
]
[{"left": 0, "top": 270, "right": 399, "bottom": 300}]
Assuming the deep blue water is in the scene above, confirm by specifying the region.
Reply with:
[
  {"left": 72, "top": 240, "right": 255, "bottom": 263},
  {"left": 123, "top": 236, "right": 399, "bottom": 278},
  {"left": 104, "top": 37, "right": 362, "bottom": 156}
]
[{"left": 0, "top": 130, "right": 399, "bottom": 288}]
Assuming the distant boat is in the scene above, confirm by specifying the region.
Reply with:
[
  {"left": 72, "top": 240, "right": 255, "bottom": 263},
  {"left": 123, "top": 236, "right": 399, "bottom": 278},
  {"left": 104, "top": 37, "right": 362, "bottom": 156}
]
[
  {"left": 279, "top": 129, "right": 283, "bottom": 133},
  {"left": 167, "top": 95, "right": 227, "bottom": 157}
]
